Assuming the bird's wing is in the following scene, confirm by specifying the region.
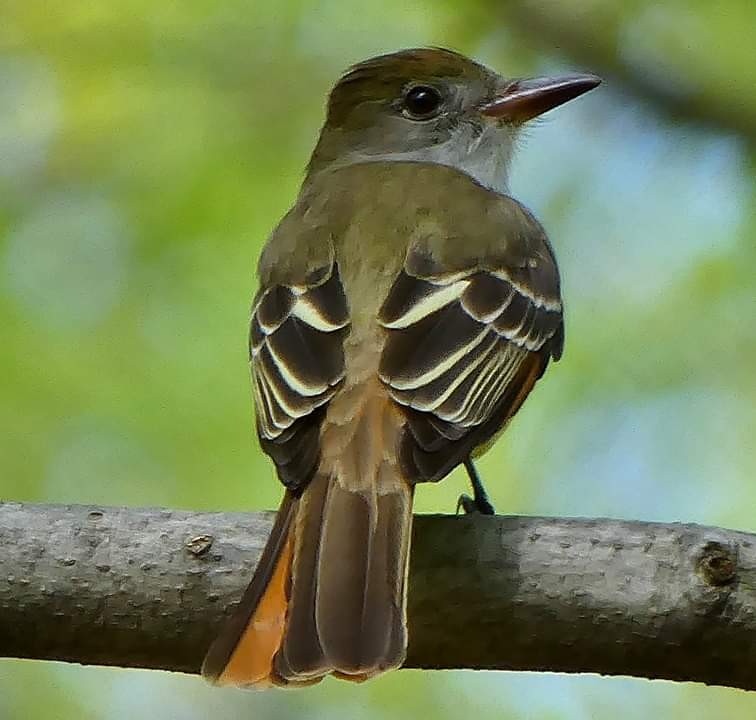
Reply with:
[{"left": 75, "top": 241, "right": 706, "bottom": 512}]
[
  {"left": 251, "top": 260, "right": 350, "bottom": 492},
  {"left": 378, "top": 194, "right": 563, "bottom": 482}
]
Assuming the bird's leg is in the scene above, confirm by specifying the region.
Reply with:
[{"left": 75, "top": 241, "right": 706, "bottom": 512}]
[{"left": 456, "top": 457, "right": 496, "bottom": 515}]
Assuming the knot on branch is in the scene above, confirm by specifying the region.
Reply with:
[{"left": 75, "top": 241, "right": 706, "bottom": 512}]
[
  {"left": 696, "top": 541, "right": 737, "bottom": 586},
  {"left": 186, "top": 534, "right": 215, "bottom": 557}
]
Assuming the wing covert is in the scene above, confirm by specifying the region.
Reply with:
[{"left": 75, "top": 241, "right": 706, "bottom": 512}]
[
  {"left": 378, "top": 205, "right": 563, "bottom": 483},
  {"left": 251, "top": 264, "right": 349, "bottom": 490}
]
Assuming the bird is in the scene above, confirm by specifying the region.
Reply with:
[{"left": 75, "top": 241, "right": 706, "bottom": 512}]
[{"left": 201, "top": 47, "right": 600, "bottom": 688}]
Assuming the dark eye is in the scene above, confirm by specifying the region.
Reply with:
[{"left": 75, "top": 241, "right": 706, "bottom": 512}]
[{"left": 402, "top": 85, "right": 442, "bottom": 120}]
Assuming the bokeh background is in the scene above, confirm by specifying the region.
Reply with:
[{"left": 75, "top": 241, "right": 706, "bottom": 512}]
[{"left": 1, "top": 1, "right": 755, "bottom": 718}]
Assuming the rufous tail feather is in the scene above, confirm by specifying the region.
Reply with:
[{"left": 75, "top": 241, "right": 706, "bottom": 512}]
[{"left": 202, "top": 387, "right": 413, "bottom": 687}]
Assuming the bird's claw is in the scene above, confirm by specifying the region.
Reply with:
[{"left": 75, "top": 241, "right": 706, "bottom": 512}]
[
  {"left": 456, "top": 492, "right": 495, "bottom": 516},
  {"left": 459, "top": 458, "right": 496, "bottom": 515}
]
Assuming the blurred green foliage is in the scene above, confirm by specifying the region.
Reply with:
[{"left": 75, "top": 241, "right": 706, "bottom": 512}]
[{"left": 1, "top": 1, "right": 755, "bottom": 719}]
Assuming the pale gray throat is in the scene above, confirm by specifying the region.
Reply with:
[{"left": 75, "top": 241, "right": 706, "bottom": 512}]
[{"left": 323, "top": 125, "right": 514, "bottom": 195}]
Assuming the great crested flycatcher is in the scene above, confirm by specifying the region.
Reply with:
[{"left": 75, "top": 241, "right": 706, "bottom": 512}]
[{"left": 202, "top": 47, "right": 600, "bottom": 688}]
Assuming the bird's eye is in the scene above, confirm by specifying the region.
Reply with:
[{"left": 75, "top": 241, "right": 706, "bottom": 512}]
[{"left": 402, "top": 85, "right": 443, "bottom": 120}]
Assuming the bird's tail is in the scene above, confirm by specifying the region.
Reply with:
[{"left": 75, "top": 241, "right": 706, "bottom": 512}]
[{"left": 202, "top": 388, "right": 413, "bottom": 687}]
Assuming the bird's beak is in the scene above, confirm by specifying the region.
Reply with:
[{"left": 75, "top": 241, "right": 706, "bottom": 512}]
[{"left": 480, "top": 73, "right": 601, "bottom": 123}]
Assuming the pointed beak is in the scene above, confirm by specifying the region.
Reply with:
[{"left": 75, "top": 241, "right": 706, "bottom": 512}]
[{"left": 480, "top": 73, "right": 601, "bottom": 123}]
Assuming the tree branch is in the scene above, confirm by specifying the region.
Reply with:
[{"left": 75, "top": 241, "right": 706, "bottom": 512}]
[{"left": 1, "top": 501, "right": 755, "bottom": 689}]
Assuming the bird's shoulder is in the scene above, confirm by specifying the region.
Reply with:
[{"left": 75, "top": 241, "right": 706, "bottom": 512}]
[{"left": 258, "top": 160, "right": 558, "bottom": 294}]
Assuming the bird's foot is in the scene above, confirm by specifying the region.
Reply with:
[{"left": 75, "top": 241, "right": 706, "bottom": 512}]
[
  {"left": 456, "top": 492, "right": 496, "bottom": 515},
  {"left": 457, "top": 457, "right": 496, "bottom": 515}
]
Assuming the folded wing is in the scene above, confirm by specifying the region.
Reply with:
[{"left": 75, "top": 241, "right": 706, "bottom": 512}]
[
  {"left": 250, "top": 264, "right": 350, "bottom": 490},
  {"left": 378, "top": 204, "right": 564, "bottom": 482}
]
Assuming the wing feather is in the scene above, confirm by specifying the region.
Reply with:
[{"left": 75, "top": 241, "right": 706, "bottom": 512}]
[
  {"left": 379, "top": 253, "right": 562, "bottom": 482},
  {"left": 251, "top": 263, "right": 349, "bottom": 490}
]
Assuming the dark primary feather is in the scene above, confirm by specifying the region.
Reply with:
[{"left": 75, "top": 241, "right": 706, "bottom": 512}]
[
  {"left": 379, "top": 246, "right": 563, "bottom": 483},
  {"left": 251, "top": 264, "right": 350, "bottom": 492},
  {"left": 380, "top": 301, "right": 487, "bottom": 389}
]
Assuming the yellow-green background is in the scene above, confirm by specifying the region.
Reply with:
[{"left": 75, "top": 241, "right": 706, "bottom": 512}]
[{"left": 1, "top": 1, "right": 755, "bottom": 718}]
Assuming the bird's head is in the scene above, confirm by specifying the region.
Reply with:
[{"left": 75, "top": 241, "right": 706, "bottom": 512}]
[{"left": 306, "top": 47, "right": 600, "bottom": 192}]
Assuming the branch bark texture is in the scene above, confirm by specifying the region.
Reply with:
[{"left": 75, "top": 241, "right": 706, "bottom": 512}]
[{"left": 1, "top": 502, "right": 755, "bottom": 690}]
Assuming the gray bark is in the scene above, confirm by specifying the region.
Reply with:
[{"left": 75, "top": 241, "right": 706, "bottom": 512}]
[{"left": 1, "top": 501, "right": 755, "bottom": 690}]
